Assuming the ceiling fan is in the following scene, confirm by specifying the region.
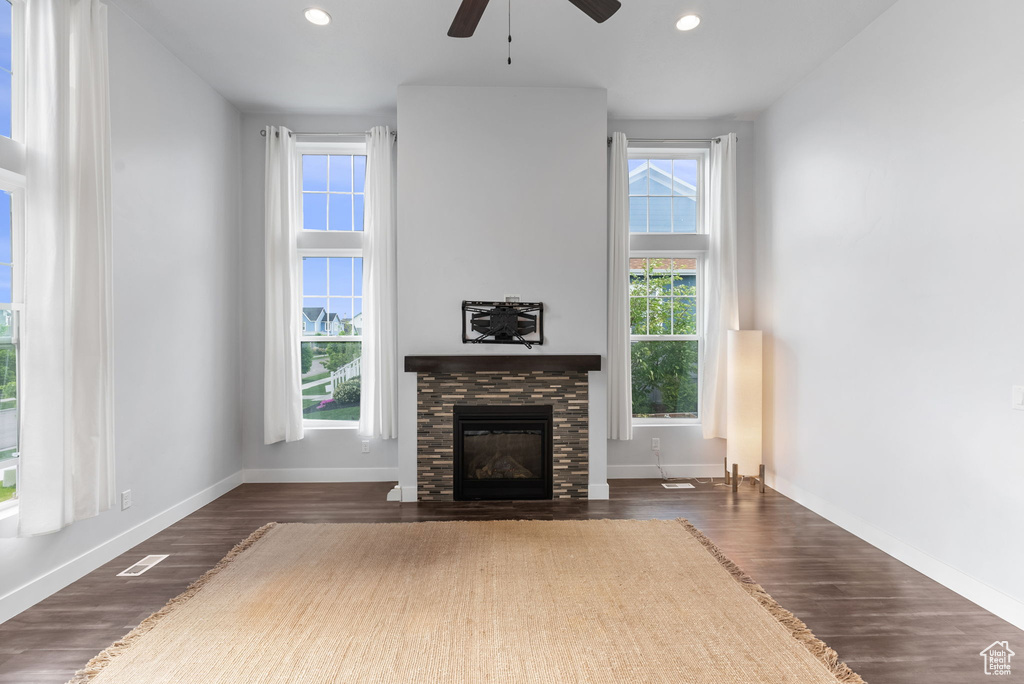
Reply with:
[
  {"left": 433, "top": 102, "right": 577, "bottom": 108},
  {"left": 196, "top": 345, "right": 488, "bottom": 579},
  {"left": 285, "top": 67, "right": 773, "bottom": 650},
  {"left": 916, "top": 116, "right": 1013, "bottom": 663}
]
[{"left": 448, "top": 0, "right": 622, "bottom": 38}]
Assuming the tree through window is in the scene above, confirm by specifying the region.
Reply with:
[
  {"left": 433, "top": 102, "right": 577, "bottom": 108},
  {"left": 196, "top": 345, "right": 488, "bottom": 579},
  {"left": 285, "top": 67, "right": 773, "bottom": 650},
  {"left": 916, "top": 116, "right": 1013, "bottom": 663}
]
[{"left": 629, "top": 258, "right": 699, "bottom": 419}]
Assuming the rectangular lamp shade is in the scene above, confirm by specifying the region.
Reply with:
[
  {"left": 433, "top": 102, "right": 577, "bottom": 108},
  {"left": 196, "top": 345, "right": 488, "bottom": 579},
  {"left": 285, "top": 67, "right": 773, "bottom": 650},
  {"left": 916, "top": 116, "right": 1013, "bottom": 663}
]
[{"left": 726, "top": 330, "right": 762, "bottom": 477}]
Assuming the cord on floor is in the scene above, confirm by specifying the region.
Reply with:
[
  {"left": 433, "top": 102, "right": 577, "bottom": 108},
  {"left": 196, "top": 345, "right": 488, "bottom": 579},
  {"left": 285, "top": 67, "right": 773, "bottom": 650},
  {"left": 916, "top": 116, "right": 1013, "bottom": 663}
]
[{"left": 655, "top": 451, "right": 720, "bottom": 485}]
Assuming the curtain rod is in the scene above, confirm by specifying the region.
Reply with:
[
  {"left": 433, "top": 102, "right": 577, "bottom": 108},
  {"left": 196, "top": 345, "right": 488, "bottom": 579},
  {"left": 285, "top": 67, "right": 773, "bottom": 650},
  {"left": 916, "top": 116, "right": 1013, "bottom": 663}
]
[
  {"left": 260, "top": 129, "right": 397, "bottom": 140},
  {"left": 609, "top": 137, "right": 721, "bottom": 146}
]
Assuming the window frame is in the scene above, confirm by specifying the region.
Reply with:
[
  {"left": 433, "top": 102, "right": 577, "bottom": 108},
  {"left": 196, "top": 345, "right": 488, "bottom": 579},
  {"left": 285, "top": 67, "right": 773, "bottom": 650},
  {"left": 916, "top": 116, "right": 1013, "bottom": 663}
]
[
  {"left": 628, "top": 146, "right": 710, "bottom": 427},
  {"left": 295, "top": 142, "right": 367, "bottom": 430}
]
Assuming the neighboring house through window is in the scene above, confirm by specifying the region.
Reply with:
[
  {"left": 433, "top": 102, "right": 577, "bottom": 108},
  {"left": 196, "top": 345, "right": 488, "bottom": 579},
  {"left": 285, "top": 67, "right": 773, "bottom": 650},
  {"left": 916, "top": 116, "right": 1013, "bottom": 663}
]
[
  {"left": 628, "top": 150, "right": 707, "bottom": 423},
  {"left": 297, "top": 144, "right": 365, "bottom": 426},
  {"left": 301, "top": 307, "right": 349, "bottom": 336}
]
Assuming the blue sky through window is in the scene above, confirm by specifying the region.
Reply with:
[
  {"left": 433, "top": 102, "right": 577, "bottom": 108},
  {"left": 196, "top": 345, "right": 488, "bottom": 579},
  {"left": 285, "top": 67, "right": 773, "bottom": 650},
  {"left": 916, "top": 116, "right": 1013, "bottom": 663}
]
[
  {"left": 302, "top": 155, "right": 327, "bottom": 191},
  {"left": 0, "top": 1, "right": 12, "bottom": 139},
  {"left": 329, "top": 155, "right": 351, "bottom": 192},
  {"left": 301, "top": 154, "right": 366, "bottom": 231},
  {"left": 329, "top": 257, "right": 352, "bottom": 296}
]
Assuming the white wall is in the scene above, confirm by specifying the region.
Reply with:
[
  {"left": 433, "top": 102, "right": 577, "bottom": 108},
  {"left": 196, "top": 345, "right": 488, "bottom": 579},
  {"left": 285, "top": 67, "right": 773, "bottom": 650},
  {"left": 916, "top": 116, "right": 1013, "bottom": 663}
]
[
  {"left": 396, "top": 86, "right": 608, "bottom": 500},
  {"left": 0, "top": 6, "right": 243, "bottom": 623},
  {"left": 606, "top": 119, "right": 756, "bottom": 478},
  {"left": 755, "top": 0, "right": 1024, "bottom": 627},
  {"left": 239, "top": 113, "right": 400, "bottom": 480}
]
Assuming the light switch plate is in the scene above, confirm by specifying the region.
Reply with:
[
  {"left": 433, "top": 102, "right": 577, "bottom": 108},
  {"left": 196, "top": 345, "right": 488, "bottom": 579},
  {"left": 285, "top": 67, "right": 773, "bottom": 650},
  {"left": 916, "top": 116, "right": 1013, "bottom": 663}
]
[{"left": 1013, "top": 385, "right": 1024, "bottom": 411}]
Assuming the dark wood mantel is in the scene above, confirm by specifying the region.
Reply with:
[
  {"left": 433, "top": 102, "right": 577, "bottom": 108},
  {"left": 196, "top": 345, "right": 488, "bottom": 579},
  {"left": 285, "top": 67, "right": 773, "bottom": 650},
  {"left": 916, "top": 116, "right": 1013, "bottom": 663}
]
[{"left": 404, "top": 355, "right": 602, "bottom": 373}]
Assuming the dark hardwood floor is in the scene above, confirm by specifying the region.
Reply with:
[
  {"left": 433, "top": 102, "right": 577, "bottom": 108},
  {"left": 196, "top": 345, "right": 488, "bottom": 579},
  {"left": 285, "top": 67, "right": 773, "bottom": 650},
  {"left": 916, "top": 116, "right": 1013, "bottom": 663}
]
[{"left": 1, "top": 479, "right": 1019, "bottom": 683}]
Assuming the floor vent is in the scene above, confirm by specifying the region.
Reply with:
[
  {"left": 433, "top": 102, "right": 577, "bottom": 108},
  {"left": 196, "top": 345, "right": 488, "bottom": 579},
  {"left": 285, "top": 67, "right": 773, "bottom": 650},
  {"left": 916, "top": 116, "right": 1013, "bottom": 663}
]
[
  {"left": 661, "top": 483, "right": 695, "bottom": 489},
  {"left": 117, "top": 555, "right": 169, "bottom": 577}
]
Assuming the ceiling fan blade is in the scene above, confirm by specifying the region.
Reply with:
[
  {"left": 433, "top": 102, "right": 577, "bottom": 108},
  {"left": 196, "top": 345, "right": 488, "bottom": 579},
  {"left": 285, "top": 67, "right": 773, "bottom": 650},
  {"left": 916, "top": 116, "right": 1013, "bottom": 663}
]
[
  {"left": 448, "top": 0, "right": 491, "bottom": 37},
  {"left": 565, "top": 0, "right": 621, "bottom": 24}
]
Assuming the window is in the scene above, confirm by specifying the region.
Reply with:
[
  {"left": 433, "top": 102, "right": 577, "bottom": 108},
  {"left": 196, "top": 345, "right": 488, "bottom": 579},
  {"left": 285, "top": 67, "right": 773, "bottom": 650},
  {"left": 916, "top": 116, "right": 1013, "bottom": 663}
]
[
  {"left": 0, "top": 189, "right": 17, "bottom": 505},
  {"left": 628, "top": 156, "right": 702, "bottom": 233},
  {"left": 628, "top": 150, "right": 707, "bottom": 423},
  {"left": 630, "top": 257, "right": 699, "bottom": 419},
  {"left": 0, "top": 0, "right": 13, "bottom": 139},
  {"left": 0, "top": 0, "right": 21, "bottom": 509},
  {"left": 298, "top": 145, "right": 366, "bottom": 426},
  {"left": 301, "top": 154, "right": 365, "bottom": 232}
]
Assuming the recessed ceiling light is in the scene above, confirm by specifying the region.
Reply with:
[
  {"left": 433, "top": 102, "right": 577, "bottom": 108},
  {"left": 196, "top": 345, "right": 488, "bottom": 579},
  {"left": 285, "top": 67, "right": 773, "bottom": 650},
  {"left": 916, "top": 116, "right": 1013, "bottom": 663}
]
[
  {"left": 304, "top": 8, "right": 332, "bottom": 26},
  {"left": 676, "top": 14, "right": 701, "bottom": 31}
]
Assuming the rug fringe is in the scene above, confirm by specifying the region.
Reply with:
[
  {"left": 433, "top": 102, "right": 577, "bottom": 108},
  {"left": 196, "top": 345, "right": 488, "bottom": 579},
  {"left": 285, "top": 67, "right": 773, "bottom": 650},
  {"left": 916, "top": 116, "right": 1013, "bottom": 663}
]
[
  {"left": 66, "top": 522, "right": 279, "bottom": 684},
  {"left": 677, "top": 519, "right": 867, "bottom": 684}
]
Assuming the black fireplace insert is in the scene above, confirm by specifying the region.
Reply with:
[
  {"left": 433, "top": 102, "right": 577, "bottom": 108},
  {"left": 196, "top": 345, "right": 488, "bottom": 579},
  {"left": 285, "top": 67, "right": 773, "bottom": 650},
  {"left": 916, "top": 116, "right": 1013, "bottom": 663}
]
[{"left": 453, "top": 405, "right": 553, "bottom": 500}]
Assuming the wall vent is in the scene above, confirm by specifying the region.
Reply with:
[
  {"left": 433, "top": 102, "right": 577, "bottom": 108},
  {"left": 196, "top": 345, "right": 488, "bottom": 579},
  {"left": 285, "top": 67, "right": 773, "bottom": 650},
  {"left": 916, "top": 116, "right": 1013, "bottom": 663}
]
[
  {"left": 117, "top": 554, "right": 169, "bottom": 577},
  {"left": 661, "top": 483, "right": 695, "bottom": 489}
]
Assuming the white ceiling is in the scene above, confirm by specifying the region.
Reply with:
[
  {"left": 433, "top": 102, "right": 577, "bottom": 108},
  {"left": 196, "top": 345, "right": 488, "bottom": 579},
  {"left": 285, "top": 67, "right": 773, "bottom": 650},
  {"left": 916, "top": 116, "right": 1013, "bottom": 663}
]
[{"left": 108, "top": 0, "right": 898, "bottom": 120}]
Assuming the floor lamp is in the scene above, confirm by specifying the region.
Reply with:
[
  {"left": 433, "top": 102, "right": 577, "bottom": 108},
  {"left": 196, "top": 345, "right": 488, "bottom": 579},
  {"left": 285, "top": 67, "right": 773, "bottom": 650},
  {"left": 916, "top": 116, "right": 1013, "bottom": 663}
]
[{"left": 726, "top": 330, "right": 764, "bottom": 493}]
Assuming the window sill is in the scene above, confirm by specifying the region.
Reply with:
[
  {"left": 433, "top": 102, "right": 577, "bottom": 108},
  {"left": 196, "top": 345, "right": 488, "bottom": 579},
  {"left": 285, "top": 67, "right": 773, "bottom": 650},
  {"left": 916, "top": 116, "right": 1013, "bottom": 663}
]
[
  {"left": 631, "top": 420, "right": 702, "bottom": 428},
  {"left": 303, "top": 421, "right": 359, "bottom": 431}
]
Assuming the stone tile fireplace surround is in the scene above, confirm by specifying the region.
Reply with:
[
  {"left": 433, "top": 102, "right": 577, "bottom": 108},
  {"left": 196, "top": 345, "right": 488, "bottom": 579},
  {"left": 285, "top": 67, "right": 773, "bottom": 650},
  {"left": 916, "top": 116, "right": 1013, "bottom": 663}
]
[{"left": 405, "top": 356, "right": 602, "bottom": 501}]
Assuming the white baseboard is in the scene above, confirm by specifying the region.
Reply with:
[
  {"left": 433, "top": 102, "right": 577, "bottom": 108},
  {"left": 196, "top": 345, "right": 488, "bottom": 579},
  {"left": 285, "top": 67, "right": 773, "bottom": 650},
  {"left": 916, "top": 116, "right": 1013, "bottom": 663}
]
[
  {"left": 770, "top": 473, "right": 1024, "bottom": 631},
  {"left": 243, "top": 467, "right": 399, "bottom": 483},
  {"left": 400, "top": 486, "right": 417, "bottom": 503},
  {"left": 607, "top": 463, "right": 722, "bottom": 479},
  {"left": 0, "top": 470, "right": 243, "bottom": 625},
  {"left": 588, "top": 483, "right": 610, "bottom": 500}
]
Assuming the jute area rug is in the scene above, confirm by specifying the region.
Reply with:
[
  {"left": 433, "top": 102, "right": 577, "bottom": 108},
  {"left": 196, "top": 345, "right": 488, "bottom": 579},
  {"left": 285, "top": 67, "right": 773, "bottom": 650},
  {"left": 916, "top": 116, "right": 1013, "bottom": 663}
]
[{"left": 71, "top": 519, "right": 865, "bottom": 683}]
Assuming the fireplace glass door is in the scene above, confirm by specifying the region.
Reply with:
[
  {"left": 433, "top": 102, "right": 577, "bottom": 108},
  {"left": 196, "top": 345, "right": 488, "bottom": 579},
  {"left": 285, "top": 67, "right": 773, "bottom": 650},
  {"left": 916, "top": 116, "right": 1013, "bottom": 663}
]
[{"left": 453, "top": 405, "right": 553, "bottom": 500}]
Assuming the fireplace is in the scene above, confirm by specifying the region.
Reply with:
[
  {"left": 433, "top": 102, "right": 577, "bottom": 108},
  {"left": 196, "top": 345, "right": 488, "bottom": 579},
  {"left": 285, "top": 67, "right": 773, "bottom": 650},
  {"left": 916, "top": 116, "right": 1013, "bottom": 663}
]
[
  {"left": 406, "top": 355, "right": 601, "bottom": 501},
  {"left": 453, "top": 405, "right": 553, "bottom": 500}
]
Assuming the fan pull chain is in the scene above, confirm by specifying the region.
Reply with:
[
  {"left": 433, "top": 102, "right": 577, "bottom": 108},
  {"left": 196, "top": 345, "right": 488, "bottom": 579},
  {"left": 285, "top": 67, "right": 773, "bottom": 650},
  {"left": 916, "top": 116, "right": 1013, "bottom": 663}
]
[{"left": 507, "top": 0, "right": 512, "bottom": 65}]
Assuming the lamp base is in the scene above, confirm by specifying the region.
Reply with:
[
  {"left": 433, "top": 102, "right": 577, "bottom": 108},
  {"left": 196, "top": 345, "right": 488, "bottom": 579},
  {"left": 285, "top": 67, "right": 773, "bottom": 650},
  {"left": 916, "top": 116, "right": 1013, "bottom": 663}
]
[{"left": 725, "top": 462, "right": 767, "bottom": 494}]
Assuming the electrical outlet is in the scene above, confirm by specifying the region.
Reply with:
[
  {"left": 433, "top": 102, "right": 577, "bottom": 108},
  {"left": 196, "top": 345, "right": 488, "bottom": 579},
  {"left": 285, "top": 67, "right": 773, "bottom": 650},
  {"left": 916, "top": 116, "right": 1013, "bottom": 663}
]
[
  {"left": 651, "top": 437, "right": 660, "bottom": 451},
  {"left": 121, "top": 490, "right": 132, "bottom": 511},
  {"left": 504, "top": 294, "right": 521, "bottom": 302},
  {"left": 361, "top": 440, "right": 370, "bottom": 453},
  {"left": 1013, "top": 385, "right": 1024, "bottom": 411}
]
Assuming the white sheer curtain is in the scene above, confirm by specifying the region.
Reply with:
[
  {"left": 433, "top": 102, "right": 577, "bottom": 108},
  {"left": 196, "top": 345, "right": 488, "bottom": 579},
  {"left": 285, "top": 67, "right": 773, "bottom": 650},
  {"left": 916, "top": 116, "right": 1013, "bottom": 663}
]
[
  {"left": 263, "top": 126, "right": 304, "bottom": 444},
  {"left": 20, "top": 0, "right": 114, "bottom": 536},
  {"left": 607, "top": 132, "right": 632, "bottom": 440},
  {"left": 359, "top": 126, "right": 398, "bottom": 439},
  {"left": 701, "top": 133, "right": 739, "bottom": 440}
]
